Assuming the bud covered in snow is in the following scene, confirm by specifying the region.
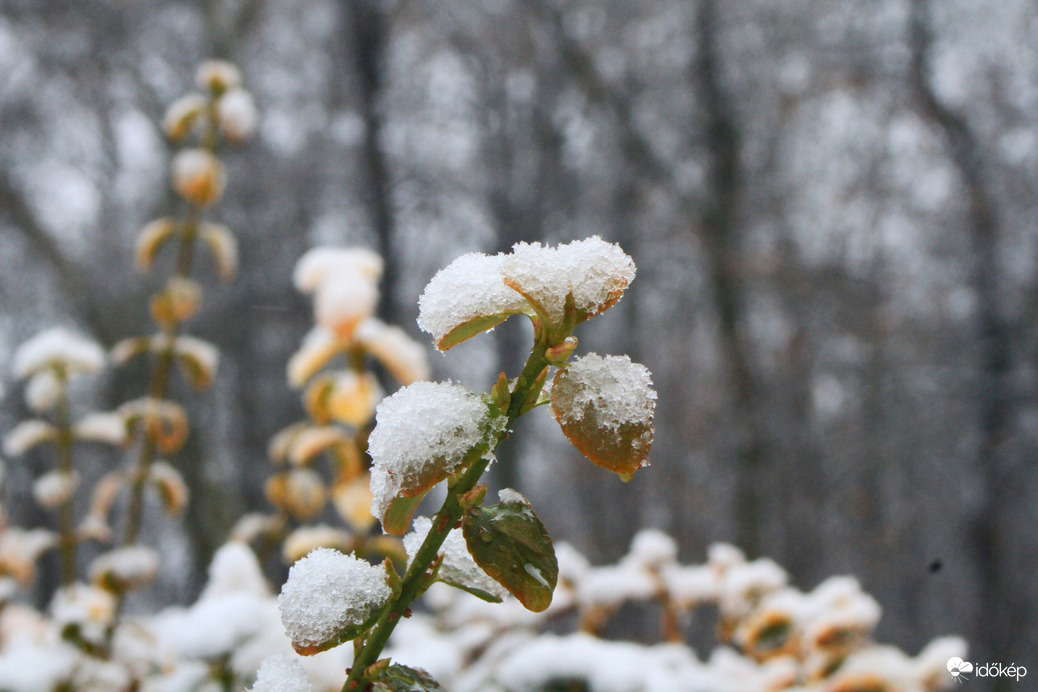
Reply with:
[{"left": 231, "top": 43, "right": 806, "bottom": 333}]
[{"left": 171, "top": 148, "right": 225, "bottom": 207}]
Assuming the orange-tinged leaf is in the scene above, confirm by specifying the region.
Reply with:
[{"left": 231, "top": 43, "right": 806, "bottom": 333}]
[{"left": 550, "top": 354, "right": 655, "bottom": 479}]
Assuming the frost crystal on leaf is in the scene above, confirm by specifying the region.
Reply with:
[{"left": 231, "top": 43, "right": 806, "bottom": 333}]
[
  {"left": 404, "top": 517, "right": 509, "bottom": 601},
  {"left": 417, "top": 252, "right": 529, "bottom": 350},
  {"left": 368, "top": 381, "right": 505, "bottom": 528},
  {"left": 250, "top": 653, "right": 315, "bottom": 692},
  {"left": 278, "top": 548, "right": 390, "bottom": 655},
  {"left": 12, "top": 328, "right": 105, "bottom": 380},
  {"left": 500, "top": 236, "right": 636, "bottom": 325}
]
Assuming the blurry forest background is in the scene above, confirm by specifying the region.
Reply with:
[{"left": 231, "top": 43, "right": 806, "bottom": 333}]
[{"left": 0, "top": 0, "right": 1035, "bottom": 679}]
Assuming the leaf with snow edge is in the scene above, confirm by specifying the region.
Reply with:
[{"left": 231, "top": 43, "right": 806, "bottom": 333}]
[
  {"left": 266, "top": 469, "right": 327, "bottom": 521},
  {"left": 3, "top": 419, "right": 58, "bottom": 456},
  {"left": 326, "top": 371, "right": 383, "bottom": 427},
  {"left": 13, "top": 328, "right": 106, "bottom": 379},
  {"left": 332, "top": 474, "right": 378, "bottom": 532},
  {"left": 25, "top": 370, "right": 63, "bottom": 412},
  {"left": 87, "top": 472, "right": 126, "bottom": 524},
  {"left": 135, "top": 218, "right": 180, "bottom": 272},
  {"left": 110, "top": 336, "right": 153, "bottom": 366},
  {"left": 249, "top": 653, "right": 315, "bottom": 692},
  {"left": 172, "top": 148, "right": 225, "bottom": 207},
  {"left": 197, "top": 221, "right": 239, "bottom": 281},
  {"left": 150, "top": 277, "right": 202, "bottom": 326},
  {"left": 120, "top": 397, "right": 189, "bottom": 453},
  {"left": 550, "top": 354, "right": 655, "bottom": 480},
  {"left": 173, "top": 335, "right": 220, "bottom": 390},
  {"left": 72, "top": 412, "right": 129, "bottom": 446},
  {"left": 90, "top": 546, "right": 159, "bottom": 592},
  {"left": 32, "top": 471, "right": 80, "bottom": 509},
  {"left": 288, "top": 327, "right": 343, "bottom": 388},
  {"left": 462, "top": 489, "right": 559, "bottom": 612},
  {"left": 368, "top": 381, "right": 507, "bottom": 535},
  {"left": 278, "top": 548, "right": 391, "bottom": 655},
  {"left": 282, "top": 525, "right": 354, "bottom": 564},
  {"left": 217, "top": 88, "right": 259, "bottom": 144},
  {"left": 315, "top": 274, "right": 379, "bottom": 338},
  {"left": 356, "top": 318, "right": 431, "bottom": 385},
  {"left": 284, "top": 425, "right": 357, "bottom": 468},
  {"left": 162, "top": 94, "right": 206, "bottom": 142},
  {"left": 0, "top": 528, "right": 58, "bottom": 584},
  {"left": 404, "top": 517, "right": 509, "bottom": 603},
  {"left": 293, "top": 247, "right": 383, "bottom": 293},
  {"left": 149, "top": 461, "right": 189, "bottom": 515},
  {"left": 417, "top": 252, "right": 529, "bottom": 351},
  {"left": 369, "top": 663, "right": 445, "bottom": 691},
  {"left": 500, "top": 237, "right": 636, "bottom": 327}
]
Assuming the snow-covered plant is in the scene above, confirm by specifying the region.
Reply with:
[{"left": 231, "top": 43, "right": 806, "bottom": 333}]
[
  {"left": 233, "top": 247, "right": 429, "bottom": 568},
  {"left": 103, "top": 59, "right": 255, "bottom": 556},
  {"left": 273, "top": 237, "right": 658, "bottom": 691},
  {"left": 379, "top": 531, "right": 965, "bottom": 692},
  {"left": 2, "top": 329, "right": 127, "bottom": 588}
]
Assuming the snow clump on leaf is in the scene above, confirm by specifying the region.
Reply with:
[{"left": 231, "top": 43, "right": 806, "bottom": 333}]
[
  {"left": 368, "top": 381, "right": 506, "bottom": 533},
  {"left": 417, "top": 237, "right": 636, "bottom": 350},
  {"left": 501, "top": 236, "right": 636, "bottom": 326},
  {"left": 551, "top": 353, "right": 656, "bottom": 479},
  {"left": 278, "top": 548, "right": 391, "bottom": 655},
  {"left": 418, "top": 252, "right": 529, "bottom": 350},
  {"left": 249, "top": 653, "right": 315, "bottom": 692}
]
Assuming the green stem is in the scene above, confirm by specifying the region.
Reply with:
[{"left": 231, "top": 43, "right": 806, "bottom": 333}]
[
  {"left": 120, "top": 213, "right": 200, "bottom": 547},
  {"left": 343, "top": 342, "right": 549, "bottom": 690},
  {"left": 54, "top": 368, "right": 77, "bottom": 586}
]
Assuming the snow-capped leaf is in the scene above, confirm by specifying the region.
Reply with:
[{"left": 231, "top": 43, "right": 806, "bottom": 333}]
[
  {"left": 368, "top": 382, "right": 507, "bottom": 535},
  {"left": 550, "top": 354, "right": 656, "bottom": 479},
  {"left": 172, "top": 335, "right": 219, "bottom": 391},
  {"left": 120, "top": 398, "right": 190, "bottom": 453},
  {"left": 3, "top": 420, "right": 58, "bottom": 456},
  {"left": 199, "top": 222, "right": 239, "bottom": 281},
  {"left": 110, "top": 336, "right": 153, "bottom": 366},
  {"left": 287, "top": 327, "right": 343, "bottom": 388},
  {"left": 135, "top": 218, "right": 180, "bottom": 272},
  {"left": 462, "top": 490, "right": 558, "bottom": 612},
  {"left": 266, "top": 469, "right": 327, "bottom": 521},
  {"left": 500, "top": 237, "right": 636, "bottom": 327},
  {"left": 278, "top": 548, "right": 390, "bottom": 656},
  {"left": 417, "top": 252, "right": 529, "bottom": 351},
  {"left": 249, "top": 653, "right": 314, "bottom": 692},
  {"left": 150, "top": 277, "right": 202, "bottom": 326}
]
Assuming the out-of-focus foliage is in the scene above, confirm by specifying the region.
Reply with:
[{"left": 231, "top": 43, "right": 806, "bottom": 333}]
[{"left": 0, "top": 0, "right": 1035, "bottom": 680}]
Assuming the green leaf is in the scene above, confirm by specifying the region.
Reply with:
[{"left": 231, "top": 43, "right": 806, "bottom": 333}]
[
  {"left": 462, "top": 492, "right": 558, "bottom": 612},
  {"left": 369, "top": 664, "right": 445, "bottom": 691},
  {"left": 437, "top": 312, "right": 516, "bottom": 351},
  {"left": 381, "top": 491, "right": 429, "bottom": 536}
]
